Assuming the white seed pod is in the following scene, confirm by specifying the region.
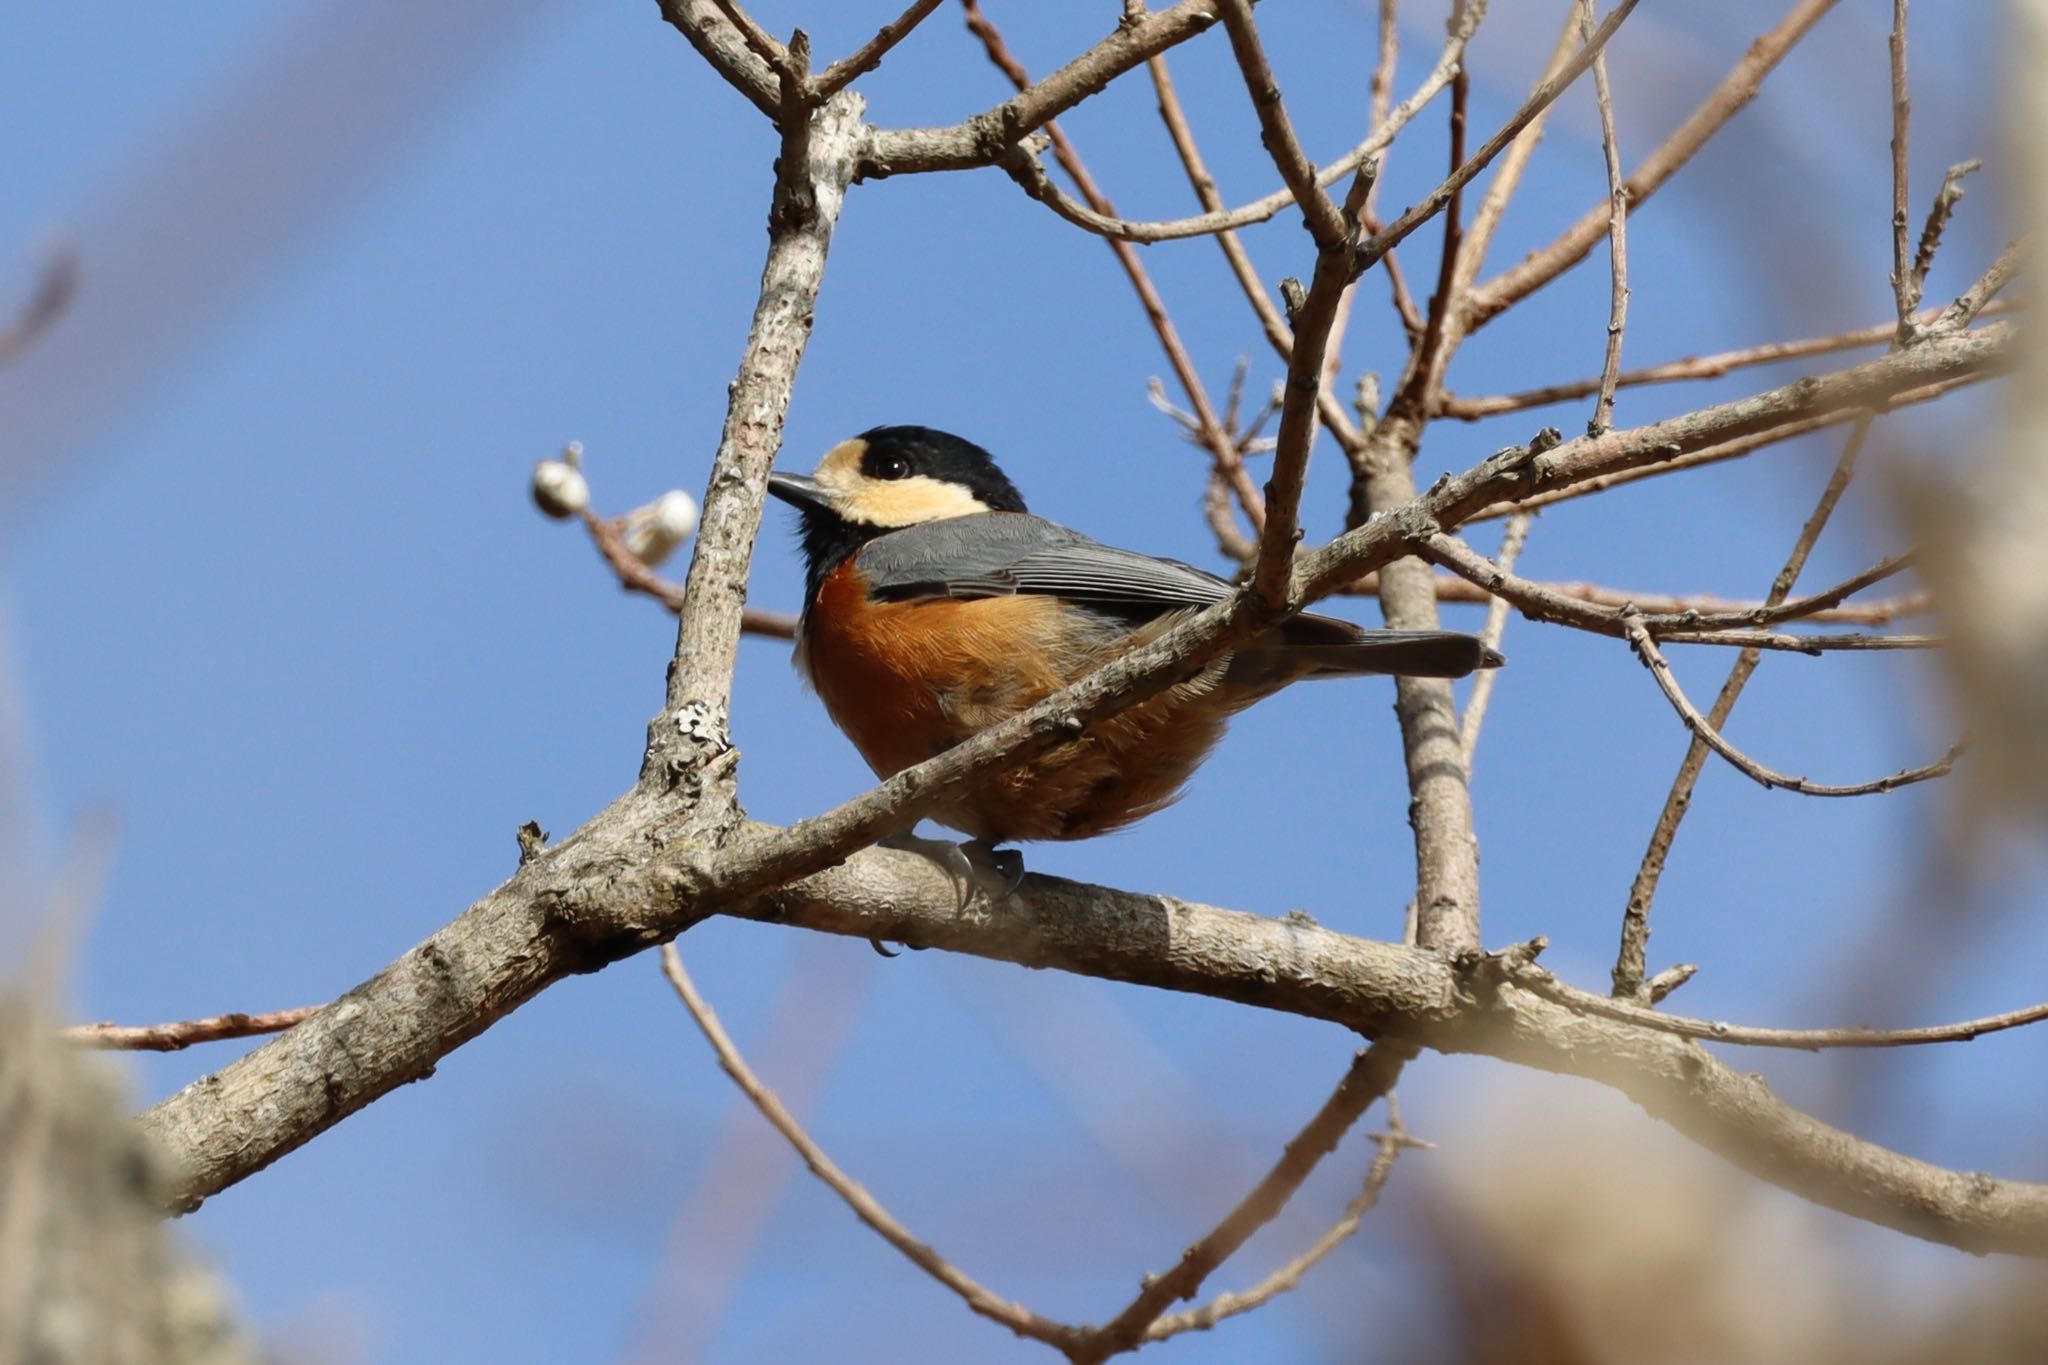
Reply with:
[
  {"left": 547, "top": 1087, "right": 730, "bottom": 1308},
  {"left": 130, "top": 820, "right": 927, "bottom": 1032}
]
[
  {"left": 531, "top": 459, "right": 589, "bottom": 519},
  {"left": 622, "top": 489, "right": 699, "bottom": 567}
]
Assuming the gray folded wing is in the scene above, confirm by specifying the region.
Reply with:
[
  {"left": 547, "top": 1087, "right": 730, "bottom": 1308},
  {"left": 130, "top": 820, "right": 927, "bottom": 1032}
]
[{"left": 856, "top": 512, "right": 1232, "bottom": 618}]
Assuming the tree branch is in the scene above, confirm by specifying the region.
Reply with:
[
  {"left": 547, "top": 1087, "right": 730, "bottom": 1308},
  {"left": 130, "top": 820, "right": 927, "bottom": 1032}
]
[{"left": 135, "top": 325, "right": 2013, "bottom": 1215}]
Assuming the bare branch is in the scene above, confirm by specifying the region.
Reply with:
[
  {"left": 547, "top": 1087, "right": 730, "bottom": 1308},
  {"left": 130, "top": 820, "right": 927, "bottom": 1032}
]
[
  {"left": 1621, "top": 612, "right": 1962, "bottom": 796},
  {"left": 1463, "top": 370, "right": 1991, "bottom": 518},
  {"left": 1356, "top": 0, "right": 1638, "bottom": 275},
  {"left": 647, "top": 91, "right": 862, "bottom": 784},
  {"left": 1889, "top": 0, "right": 1914, "bottom": 334},
  {"left": 1459, "top": 514, "right": 1530, "bottom": 763},
  {"left": 1076, "top": 1044, "right": 1411, "bottom": 1362},
  {"left": 1449, "top": 9, "right": 1581, "bottom": 302},
  {"left": 577, "top": 508, "right": 796, "bottom": 638},
  {"left": 1614, "top": 411, "right": 1877, "bottom": 998},
  {"left": 999, "top": 2, "right": 1483, "bottom": 244},
  {"left": 63, "top": 1006, "right": 317, "bottom": 1053},
  {"left": 813, "top": 0, "right": 943, "bottom": 99},
  {"left": 860, "top": 1, "right": 1226, "bottom": 178},
  {"left": 1438, "top": 303, "right": 2011, "bottom": 420},
  {"left": 707, "top": 0, "right": 792, "bottom": 77},
  {"left": 658, "top": 0, "right": 781, "bottom": 119},
  {"left": 1581, "top": 0, "right": 1630, "bottom": 432},
  {"left": 1509, "top": 951, "right": 2048, "bottom": 1051},
  {"left": 1465, "top": 0, "right": 1839, "bottom": 327},
  {"left": 960, "top": 0, "right": 1267, "bottom": 535},
  {"left": 1146, "top": 1115, "right": 1412, "bottom": 1341},
  {"left": 1928, "top": 236, "right": 2028, "bottom": 335},
  {"left": 1214, "top": 0, "right": 1347, "bottom": 249},
  {"left": 659, "top": 945, "right": 1076, "bottom": 1347},
  {"left": 1420, "top": 535, "right": 1922, "bottom": 641}
]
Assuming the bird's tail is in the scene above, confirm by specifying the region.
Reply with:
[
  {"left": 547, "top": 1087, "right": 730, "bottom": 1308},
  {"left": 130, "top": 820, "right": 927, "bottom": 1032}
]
[
  {"left": 1226, "top": 613, "right": 1503, "bottom": 690},
  {"left": 1284, "top": 630, "right": 1505, "bottom": 678}
]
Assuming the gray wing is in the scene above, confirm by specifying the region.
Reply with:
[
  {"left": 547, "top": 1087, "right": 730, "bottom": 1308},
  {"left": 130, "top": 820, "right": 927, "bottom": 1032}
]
[
  {"left": 855, "top": 512, "right": 1231, "bottom": 619},
  {"left": 855, "top": 512, "right": 1502, "bottom": 678}
]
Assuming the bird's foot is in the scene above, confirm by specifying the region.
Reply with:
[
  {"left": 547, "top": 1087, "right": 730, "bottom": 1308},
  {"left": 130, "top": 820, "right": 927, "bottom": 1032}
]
[{"left": 877, "top": 832, "right": 1026, "bottom": 917}]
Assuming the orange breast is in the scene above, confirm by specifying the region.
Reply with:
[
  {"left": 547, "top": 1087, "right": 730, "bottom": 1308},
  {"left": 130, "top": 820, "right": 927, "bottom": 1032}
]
[
  {"left": 797, "top": 563, "right": 1244, "bottom": 842},
  {"left": 798, "top": 562, "right": 1076, "bottom": 780}
]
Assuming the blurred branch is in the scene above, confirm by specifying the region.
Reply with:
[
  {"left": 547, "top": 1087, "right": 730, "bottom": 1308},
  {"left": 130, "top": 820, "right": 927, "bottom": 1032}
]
[
  {"left": 1076, "top": 1044, "right": 1412, "bottom": 1361},
  {"left": 1146, "top": 1107, "right": 1415, "bottom": 1341},
  {"left": 0, "top": 245, "right": 76, "bottom": 369},
  {"left": 1458, "top": 514, "right": 1530, "bottom": 763},
  {"left": 658, "top": 945, "right": 1078, "bottom": 1349},
  {"left": 64, "top": 1007, "right": 316, "bottom": 1053}
]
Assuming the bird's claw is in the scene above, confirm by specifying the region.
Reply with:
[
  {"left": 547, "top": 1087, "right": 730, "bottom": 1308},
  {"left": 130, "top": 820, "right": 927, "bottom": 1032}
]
[{"left": 878, "top": 831, "right": 1026, "bottom": 917}]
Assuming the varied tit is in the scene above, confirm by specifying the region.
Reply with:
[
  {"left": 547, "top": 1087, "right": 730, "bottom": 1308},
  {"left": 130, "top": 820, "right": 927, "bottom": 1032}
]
[{"left": 767, "top": 425, "right": 1501, "bottom": 852}]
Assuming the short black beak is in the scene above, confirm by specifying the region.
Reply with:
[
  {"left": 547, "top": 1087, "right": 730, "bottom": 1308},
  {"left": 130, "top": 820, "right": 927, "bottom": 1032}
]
[{"left": 767, "top": 471, "right": 834, "bottom": 514}]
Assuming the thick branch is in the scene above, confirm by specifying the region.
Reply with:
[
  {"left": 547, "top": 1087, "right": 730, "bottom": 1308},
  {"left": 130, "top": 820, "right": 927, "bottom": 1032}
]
[{"left": 646, "top": 92, "right": 864, "bottom": 781}]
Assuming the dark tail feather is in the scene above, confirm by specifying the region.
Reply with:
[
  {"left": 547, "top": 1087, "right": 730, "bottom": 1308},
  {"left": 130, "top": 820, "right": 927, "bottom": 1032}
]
[{"left": 1282, "top": 630, "right": 1504, "bottom": 678}]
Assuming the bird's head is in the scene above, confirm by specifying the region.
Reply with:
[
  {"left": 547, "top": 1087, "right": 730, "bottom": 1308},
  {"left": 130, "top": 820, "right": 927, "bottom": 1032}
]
[{"left": 767, "top": 426, "right": 1028, "bottom": 535}]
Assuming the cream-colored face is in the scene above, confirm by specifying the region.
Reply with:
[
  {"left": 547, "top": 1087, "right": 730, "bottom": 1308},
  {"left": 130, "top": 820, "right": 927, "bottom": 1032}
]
[{"left": 810, "top": 437, "right": 990, "bottom": 527}]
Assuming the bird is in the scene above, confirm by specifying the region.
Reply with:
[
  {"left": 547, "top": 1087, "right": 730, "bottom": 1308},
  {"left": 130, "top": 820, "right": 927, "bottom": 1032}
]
[{"left": 766, "top": 425, "right": 1502, "bottom": 878}]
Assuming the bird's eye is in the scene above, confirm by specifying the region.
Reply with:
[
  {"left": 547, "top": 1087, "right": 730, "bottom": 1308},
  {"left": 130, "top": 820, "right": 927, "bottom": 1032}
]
[{"left": 872, "top": 454, "right": 911, "bottom": 480}]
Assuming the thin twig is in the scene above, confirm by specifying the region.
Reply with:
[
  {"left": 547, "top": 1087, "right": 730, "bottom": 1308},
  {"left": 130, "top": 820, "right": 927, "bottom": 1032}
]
[
  {"left": 1909, "top": 160, "right": 1982, "bottom": 313},
  {"left": 1004, "top": 1, "right": 1484, "bottom": 245},
  {"left": 1466, "top": 0, "right": 1840, "bottom": 327},
  {"left": 1143, "top": 52, "right": 1368, "bottom": 453},
  {"left": 1357, "top": 0, "right": 1639, "bottom": 276},
  {"left": 64, "top": 1007, "right": 319, "bottom": 1052},
  {"left": 579, "top": 509, "right": 796, "bottom": 638},
  {"left": 1613, "top": 416, "right": 1878, "bottom": 997},
  {"left": 1421, "top": 534, "right": 1922, "bottom": 640},
  {"left": 707, "top": 0, "right": 792, "bottom": 76},
  {"left": 1505, "top": 949, "right": 2048, "bottom": 1052},
  {"left": 1621, "top": 612, "right": 1962, "bottom": 796},
  {"left": 1928, "top": 236, "right": 2028, "bottom": 335},
  {"left": 1394, "top": 31, "right": 1470, "bottom": 422},
  {"left": 1581, "top": 0, "right": 1630, "bottom": 433},
  {"left": 1889, "top": 0, "right": 1914, "bottom": 336},
  {"left": 1459, "top": 514, "right": 1529, "bottom": 762},
  {"left": 1438, "top": 302, "right": 2012, "bottom": 419},
  {"left": 1073, "top": 1045, "right": 1411, "bottom": 1362},
  {"left": 1448, "top": 9, "right": 1581, "bottom": 307},
  {"left": 1145, "top": 1105, "right": 1418, "bottom": 1342},
  {"left": 813, "top": 0, "right": 943, "bottom": 98},
  {"left": 963, "top": 0, "right": 1267, "bottom": 537},
  {"left": 1215, "top": 0, "right": 1346, "bottom": 249},
  {"left": 1651, "top": 629, "right": 1941, "bottom": 652},
  {"left": 659, "top": 945, "right": 1078, "bottom": 1348}
]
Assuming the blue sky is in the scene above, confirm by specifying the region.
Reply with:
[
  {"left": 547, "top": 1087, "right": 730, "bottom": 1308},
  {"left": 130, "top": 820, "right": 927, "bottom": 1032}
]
[{"left": 0, "top": 2, "right": 2036, "bottom": 1361}]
